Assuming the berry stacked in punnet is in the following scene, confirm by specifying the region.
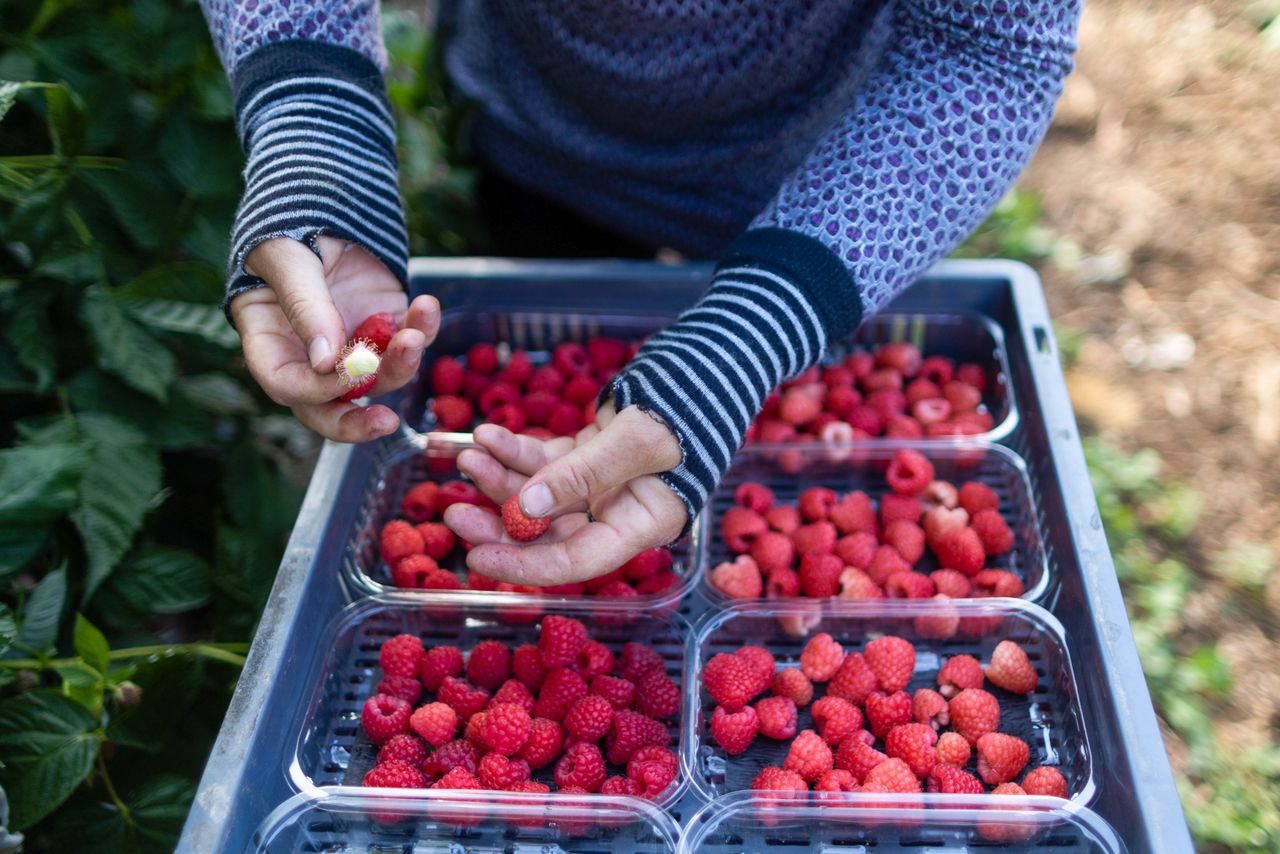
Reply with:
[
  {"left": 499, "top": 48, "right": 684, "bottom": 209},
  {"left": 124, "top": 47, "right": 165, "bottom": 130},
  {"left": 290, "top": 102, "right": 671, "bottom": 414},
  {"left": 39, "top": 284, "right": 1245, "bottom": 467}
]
[
  {"left": 377, "top": 477, "right": 679, "bottom": 597},
  {"left": 702, "top": 634, "right": 1068, "bottom": 799},
  {"left": 709, "top": 449, "right": 1022, "bottom": 602},
  {"left": 360, "top": 615, "right": 682, "bottom": 802}
]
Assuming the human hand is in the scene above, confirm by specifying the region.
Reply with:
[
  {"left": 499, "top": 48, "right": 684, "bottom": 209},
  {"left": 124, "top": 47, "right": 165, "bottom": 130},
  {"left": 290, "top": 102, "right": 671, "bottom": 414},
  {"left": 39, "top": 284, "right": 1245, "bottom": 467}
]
[
  {"left": 443, "top": 406, "right": 687, "bottom": 585},
  {"left": 230, "top": 236, "right": 440, "bottom": 442}
]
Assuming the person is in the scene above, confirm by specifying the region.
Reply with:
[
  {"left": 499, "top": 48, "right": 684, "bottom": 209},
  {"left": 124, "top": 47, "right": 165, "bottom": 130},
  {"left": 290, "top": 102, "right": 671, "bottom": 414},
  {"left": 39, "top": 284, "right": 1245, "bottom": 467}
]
[{"left": 200, "top": 0, "right": 1082, "bottom": 586}]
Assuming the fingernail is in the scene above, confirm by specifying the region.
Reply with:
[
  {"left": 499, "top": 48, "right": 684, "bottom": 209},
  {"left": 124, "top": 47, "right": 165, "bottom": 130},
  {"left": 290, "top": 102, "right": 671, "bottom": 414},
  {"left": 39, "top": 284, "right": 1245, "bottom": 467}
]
[
  {"left": 309, "top": 336, "right": 332, "bottom": 370},
  {"left": 521, "top": 483, "right": 554, "bottom": 518}
]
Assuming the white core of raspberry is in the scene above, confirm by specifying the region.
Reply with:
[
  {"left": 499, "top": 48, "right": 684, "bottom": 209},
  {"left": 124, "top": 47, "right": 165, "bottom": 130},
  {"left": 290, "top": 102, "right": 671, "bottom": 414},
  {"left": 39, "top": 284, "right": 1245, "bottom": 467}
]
[{"left": 338, "top": 340, "right": 381, "bottom": 385}]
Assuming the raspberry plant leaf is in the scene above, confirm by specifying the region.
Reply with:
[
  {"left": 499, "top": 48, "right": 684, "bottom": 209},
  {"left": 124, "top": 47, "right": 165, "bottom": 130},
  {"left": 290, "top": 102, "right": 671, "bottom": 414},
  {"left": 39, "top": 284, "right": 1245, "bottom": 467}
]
[
  {"left": 72, "top": 613, "right": 109, "bottom": 674},
  {"left": 0, "top": 690, "right": 103, "bottom": 830},
  {"left": 0, "top": 605, "right": 14, "bottom": 658},
  {"left": 14, "top": 567, "right": 65, "bottom": 653},
  {"left": 79, "top": 287, "right": 176, "bottom": 402},
  {"left": 103, "top": 547, "right": 211, "bottom": 618}
]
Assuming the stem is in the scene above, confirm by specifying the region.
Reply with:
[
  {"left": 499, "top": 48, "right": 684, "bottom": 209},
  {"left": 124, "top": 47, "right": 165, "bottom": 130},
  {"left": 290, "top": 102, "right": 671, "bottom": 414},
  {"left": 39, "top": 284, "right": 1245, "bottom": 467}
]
[
  {"left": 96, "top": 751, "right": 132, "bottom": 827},
  {"left": 0, "top": 642, "right": 250, "bottom": 670}
]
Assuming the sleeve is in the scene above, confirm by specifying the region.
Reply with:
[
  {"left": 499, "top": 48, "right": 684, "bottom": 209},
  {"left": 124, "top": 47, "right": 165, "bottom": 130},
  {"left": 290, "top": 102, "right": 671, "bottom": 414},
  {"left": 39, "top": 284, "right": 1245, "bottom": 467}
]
[
  {"left": 199, "top": 2, "right": 408, "bottom": 313},
  {"left": 605, "top": 0, "right": 1081, "bottom": 523}
]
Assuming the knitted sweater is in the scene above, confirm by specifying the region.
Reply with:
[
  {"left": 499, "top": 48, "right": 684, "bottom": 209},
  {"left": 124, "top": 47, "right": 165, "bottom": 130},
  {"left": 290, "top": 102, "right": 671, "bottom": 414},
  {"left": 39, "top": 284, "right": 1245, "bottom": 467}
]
[{"left": 201, "top": 0, "right": 1080, "bottom": 519}]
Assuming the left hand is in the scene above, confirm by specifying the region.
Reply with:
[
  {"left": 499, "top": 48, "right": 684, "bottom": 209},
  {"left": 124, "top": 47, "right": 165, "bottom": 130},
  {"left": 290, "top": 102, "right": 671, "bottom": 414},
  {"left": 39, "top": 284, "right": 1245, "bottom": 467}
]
[{"left": 443, "top": 405, "right": 687, "bottom": 585}]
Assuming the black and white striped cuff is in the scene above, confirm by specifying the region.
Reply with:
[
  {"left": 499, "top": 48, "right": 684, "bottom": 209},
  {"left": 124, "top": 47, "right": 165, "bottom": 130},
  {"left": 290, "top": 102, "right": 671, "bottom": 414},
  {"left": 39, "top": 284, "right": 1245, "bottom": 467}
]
[
  {"left": 223, "top": 41, "right": 408, "bottom": 314},
  {"left": 605, "top": 228, "right": 864, "bottom": 528}
]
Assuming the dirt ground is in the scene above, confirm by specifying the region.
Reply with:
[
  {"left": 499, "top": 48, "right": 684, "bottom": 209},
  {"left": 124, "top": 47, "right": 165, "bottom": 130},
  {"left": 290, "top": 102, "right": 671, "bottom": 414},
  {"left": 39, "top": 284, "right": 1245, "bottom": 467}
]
[{"left": 1021, "top": 0, "right": 1280, "bottom": 777}]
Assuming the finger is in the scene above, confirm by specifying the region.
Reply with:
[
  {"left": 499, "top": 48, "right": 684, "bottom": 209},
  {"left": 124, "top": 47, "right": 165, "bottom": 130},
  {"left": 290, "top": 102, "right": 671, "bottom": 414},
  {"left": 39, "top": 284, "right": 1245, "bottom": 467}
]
[
  {"left": 472, "top": 423, "right": 577, "bottom": 476},
  {"left": 443, "top": 503, "right": 587, "bottom": 547},
  {"left": 456, "top": 448, "right": 528, "bottom": 504},
  {"left": 292, "top": 400, "right": 400, "bottom": 443},
  {"left": 247, "top": 238, "right": 347, "bottom": 372},
  {"left": 367, "top": 327, "right": 426, "bottom": 395},
  {"left": 516, "top": 408, "right": 680, "bottom": 518},
  {"left": 464, "top": 518, "right": 643, "bottom": 586},
  {"left": 403, "top": 295, "right": 441, "bottom": 343}
]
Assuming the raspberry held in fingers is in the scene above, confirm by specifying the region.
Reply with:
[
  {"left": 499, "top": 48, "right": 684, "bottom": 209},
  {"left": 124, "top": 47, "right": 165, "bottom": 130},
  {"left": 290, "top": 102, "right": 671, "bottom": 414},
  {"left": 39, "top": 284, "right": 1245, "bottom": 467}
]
[{"left": 502, "top": 494, "right": 552, "bottom": 541}]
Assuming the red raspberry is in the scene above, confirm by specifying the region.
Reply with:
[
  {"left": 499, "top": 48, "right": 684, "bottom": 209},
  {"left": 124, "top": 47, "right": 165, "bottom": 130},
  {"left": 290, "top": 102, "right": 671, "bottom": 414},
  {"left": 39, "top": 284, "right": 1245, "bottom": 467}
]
[
  {"left": 948, "top": 688, "right": 1001, "bottom": 744},
  {"left": 923, "top": 505, "right": 969, "bottom": 545},
  {"left": 938, "top": 654, "right": 985, "bottom": 697},
  {"left": 911, "top": 397, "right": 952, "bottom": 426},
  {"left": 976, "top": 732, "right": 1030, "bottom": 785},
  {"left": 812, "top": 696, "right": 863, "bottom": 746},
  {"left": 835, "top": 735, "right": 888, "bottom": 782},
  {"left": 562, "top": 374, "right": 600, "bottom": 407},
  {"left": 749, "top": 532, "right": 794, "bottom": 575},
  {"left": 797, "top": 487, "right": 837, "bottom": 522},
  {"left": 912, "top": 355, "right": 951, "bottom": 387},
  {"left": 463, "top": 710, "right": 488, "bottom": 749},
  {"left": 565, "top": 695, "right": 615, "bottom": 742},
  {"left": 424, "top": 738, "right": 480, "bottom": 777},
  {"left": 488, "top": 403, "right": 526, "bottom": 433},
  {"left": 935, "top": 731, "right": 971, "bottom": 767},
  {"left": 364, "top": 758, "right": 427, "bottom": 789},
  {"left": 765, "top": 567, "right": 801, "bottom": 599},
  {"left": 400, "top": 482, "right": 440, "bottom": 523},
  {"left": 391, "top": 555, "right": 440, "bottom": 589},
  {"left": 377, "top": 733, "right": 428, "bottom": 767},
  {"left": 734, "top": 482, "right": 774, "bottom": 514},
  {"left": 874, "top": 342, "right": 922, "bottom": 376},
  {"left": 754, "top": 696, "right": 799, "bottom": 740},
  {"left": 547, "top": 401, "right": 585, "bottom": 436},
  {"left": 791, "top": 520, "right": 837, "bottom": 556},
  {"left": 477, "top": 753, "right": 531, "bottom": 790},
  {"left": 521, "top": 390, "right": 560, "bottom": 426},
  {"left": 885, "top": 449, "right": 934, "bottom": 496},
  {"left": 884, "top": 722, "right": 939, "bottom": 777},
  {"left": 601, "top": 776, "right": 643, "bottom": 796},
  {"left": 912, "top": 687, "right": 950, "bottom": 729},
  {"left": 985, "top": 640, "right": 1037, "bottom": 695},
  {"left": 438, "top": 676, "right": 490, "bottom": 721},
  {"left": 866, "top": 388, "right": 908, "bottom": 421},
  {"left": 618, "top": 643, "right": 664, "bottom": 682},
  {"left": 710, "top": 555, "right": 763, "bottom": 599},
  {"left": 880, "top": 493, "right": 924, "bottom": 527},
  {"left": 410, "top": 702, "right": 459, "bottom": 747},
  {"left": 1021, "top": 766, "right": 1068, "bottom": 798},
  {"left": 496, "top": 349, "right": 534, "bottom": 387},
  {"left": 827, "top": 653, "right": 880, "bottom": 705},
  {"left": 904, "top": 377, "right": 942, "bottom": 407},
  {"left": 882, "top": 520, "right": 926, "bottom": 564},
  {"left": 798, "top": 552, "right": 843, "bottom": 598},
  {"left": 927, "top": 763, "right": 984, "bottom": 794},
  {"left": 710, "top": 704, "right": 759, "bottom": 755},
  {"left": 433, "top": 766, "right": 483, "bottom": 790},
  {"left": 420, "top": 646, "right": 464, "bottom": 692},
  {"left": 828, "top": 491, "right": 876, "bottom": 536},
  {"left": 731, "top": 646, "right": 774, "bottom": 691},
  {"left": 621, "top": 547, "right": 670, "bottom": 580},
  {"left": 958, "top": 481, "right": 999, "bottom": 515},
  {"left": 846, "top": 405, "right": 884, "bottom": 436},
  {"left": 465, "top": 640, "right": 511, "bottom": 691},
  {"left": 514, "top": 717, "right": 563, "bottom": 769},
  {"left": 813, "top": 768, "right": 858, "bottom": 793},
  {"left": 434, "top": 394, "right": 475, "bottom": 431},
  {"left": 629, "top": 758, "right": 677, "bottom": 800},
  {"left": 501, "top": 494, "right": 550, "bottom": 542},
  {"left": 834, "top": 532, "right": 878, "bottom": 569},
  {"left": 508, "top": 780, "right": 551, "bottom": 797},
  {"left": 593, "top": 579, "right": 637, "bottom": 599},
  {"left": 635, "top": 669, "right": 680, "bottom": 719},
  {"left": 934, "top": 527, "right": 985, "bottom": 576},
  {"left": 862, "top": 367, "right": 903, "bottom": 394},
  {"left": 752, "top": 766, "right": 809, "bottom": 792},
  {"left": 478, "top": 380, "right": 522, "bottom": 415},
  {"left": 885, "top": 571, "right": 935, "bottom": 599},
  {"left": 971, "top": 569, "right": 1025, "bottom": 598},
  {"left": 628, "top": 744, "right": 678, "bottom": 780},
  {"left": 377, "top": 674, "right": 423, "bottom": 705},
  {"left": 437, "top": 480, "right": 483, "bottom": 511},
  {"left": 430, "top": 356, "right": 465, "bottom": 395},
  {"left": 862, "top": 757, "right": 921, "bottom": 793},
  {"left": 538, "top": 615, "right": 588, "bottom": 668},
  {"left": 722, "top": 507, "right": 768, "bottom": 553},
  {"left": 379, "top": 521, "right": 425, "bottom": 566},
  {"left": 931, "top": 569, "right": 973, "bottom": 598},
  {"left": 635, "top": 570, "right": 679, "bottom": 595},
  {"left": 799, "top": 633, "right": 845, "bottom": 682},
  {"left": 839, "top": 567, "right": 884, "bottom": 600},
  {"left": 944, "top": 379, "right": 982, "bottom": 412},
  {"left": 779, "top": 385, "right": 823, "bottom": 425},
  {"left": 784, "top": 729, "right": 834, "bottom": 783},
  {"left": 605, "top": 710, "right": 669, "bottom": 765},
  {"left": 867, "top": 545, "right": 911, "bottom": 585},
  {"left": 865, "top": 635, "right": 916, "bottom": 693},
  {"left": 771, "top": 668, "right": 814, "bottom": 707},
  {"left": 865, "top": 690, "right": 913, "bottom": 738},
  {"left": 379, "top": 634, "right": 425, "bottom": 679},
  {"left": 491, "top": 679, "right": 536, "bottom": 715},
  {"left": 552, "top": 342, "right": 591, "bottom": 376},
  {"left": 411, "top": 522, "right": 454, "bottom": 561},
  {"left": 765, "top": 504, "right": 802, "bottom": 534},
  {"left": 535, "top": 667, "right": 589, "bottom": 721},
  {"left": 591, "top": 674, "right": 636, "bottom": 709},
  {"left": 463, "top": 342, "right": 498, "bottom": 375},
  {"left": 511, "top": 643, "right": 546, "bottom": 691},
  {"left": 971, "top": 509, "right": 1014, "bottom": 556},
  {"left": 466, "top": 572, "right": 499, "bottom": 592},
  {"left": 362, "top": 693, "right": 412, "bottom": 744},
  {"left": 482, "top": 702, "right": 533, "bottom": 755},
  {"left": 954, "top": 363, "right": 985, "bottom": 392},
  {"left": 702, "top": 653, "right": 756, "bottom": 711},
  {"left": 524, "top": 364, "right": 564, "bottom": 395},
  {"left": 568, "top": 642, "right": 612, "bottom": 681},
  {"left": 586, "top": 337, "right": 629, "bottom": 370}
]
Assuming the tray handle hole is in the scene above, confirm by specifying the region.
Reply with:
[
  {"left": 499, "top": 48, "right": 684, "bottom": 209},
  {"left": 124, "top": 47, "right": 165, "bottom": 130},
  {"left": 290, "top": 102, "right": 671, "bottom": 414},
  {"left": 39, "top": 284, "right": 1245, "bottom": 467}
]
[{"left": 1033, "top": 325, "right": 1052, "bottom": 355}]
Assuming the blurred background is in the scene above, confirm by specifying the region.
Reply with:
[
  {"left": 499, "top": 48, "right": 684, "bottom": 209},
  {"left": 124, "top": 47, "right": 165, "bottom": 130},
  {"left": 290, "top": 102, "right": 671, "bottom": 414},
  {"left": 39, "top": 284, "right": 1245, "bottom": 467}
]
[{"left": 0, "top": 0, "right": 1276, "bottom": 850}]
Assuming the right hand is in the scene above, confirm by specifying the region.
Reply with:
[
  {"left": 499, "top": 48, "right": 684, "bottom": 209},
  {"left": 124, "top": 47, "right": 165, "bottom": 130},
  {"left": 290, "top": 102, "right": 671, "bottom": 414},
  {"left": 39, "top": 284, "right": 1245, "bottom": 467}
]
[{"left": 231, "top": 236, "right": 440, "bottom": 442}]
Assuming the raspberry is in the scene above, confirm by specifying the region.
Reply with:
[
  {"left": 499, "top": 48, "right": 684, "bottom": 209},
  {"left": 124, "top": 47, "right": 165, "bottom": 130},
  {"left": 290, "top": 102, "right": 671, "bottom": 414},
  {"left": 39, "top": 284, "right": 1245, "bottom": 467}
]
[
  {"left": 835, "top": 735, "right": 888, "bottom": 782},
  {"left": 466, "top": 572, "right": 499, "bottom": 592},
  {"left": 935, "top": 731, "right": 971, "bottom": 767},
  {"left": 586, "top": 337, "right": 628, "bottom": 370},
  {"left": 930, "top": 569, "right": 973, "bottom": 598},
  {"left": 923, "top": 505, "right": 969, "bottom": 544},
  {"left": 846, "top": 405, "right": 884, "bottom": 436},
  {"left": 376, "top": 637, "right": 424, "bottom": 682},
  {"left": 884, "top": 722, "right": 938, "bottom": 777},
  {"left": 765, "top": 504, "right": 802, "bottom": 534},
  {"left": 552, "top": 341, "right": 591, "bottom": 376},
  {"left": 765, "top": 567, "right": 801, "bottom": 599},
  {"left": 399, "top": 482, "right": 439, "bottom": 524},
  {"left": 885, "top": 449, "right": 934, "bottom": 496},
  {"left": 476, "top": 753, "right": 531, "bottom": 790},
  {"left": 465, "top": 640, "right": 511, "bottom": 691},
  {"left": 463, "top": 710, "right": 488, "bottom": 749},
  {"left": 784, "top": 729, "right": 834, "bottom": 783},
  {"left": 491, "top": 679, "right": 536, "bottom": 715},
  {"left": 861, "top": 757, "right": 921, "bottom": 793},
  {"left": 547, "top": 401, "right": 585, "bottom": 436},
  {"left": 538, "top": 615, "right": 588, "bottom": 668},
  {"left": 430, "top": 356, "right": 465, "bottom": 395},
  {"left": 337, "top": 373, "right": 376, "bottom": 402},
  {"left": 489, "top": 403, "right": 527, "bottom": 433},
  {"left": 562, "top": 374, "right": 600, "bottom": 407},
  {"left": 811, "top": 696, "right": 863, "bottom": 745},
  {"left": 511, "top": 644, "right": 546, "bottom": 691},
  {"left": 880, "top": 493, "right": 924, "bottom": 526},
  {"left": 410, "top": 702, "right": 459, "bottom": 747},
  {"left": 905, "top": 377, "right": 942, "bottom": 407},
  {"left": 364, "top": 759, "right": 427, "bottom": 789},
  {"left": 420, "top": 646, "right": 464, "bottom": 692},
  {"left": 971, "top": 509, "right": 1014, "bottom": 556},
  {"left": 751, "top": 766, "right": 808, "bottom": 793},
  {"left": 882, "top": 520, "right": 926, "bottom": 564},
  {"left": 944, "top": 379, "right": 983, "bottom": 412},
  {"left": 434, "top": 394, "right": 475, "bottom": 431},
  {"left": 502, "top": 494, "right": 551, "bottom": 542},
  {"left": 437, "top": 480, "right": 484, "bottom": 511},
  {"left": 409, "top": 523, "right": 453, "bottom": 561},
  {"left": 800, "top": 633, "right": 845, "bottom": 682},
  {"left": 1021, "top": 765, "right": 1068, "bottom": 798},
  {"left": 911, "top": 398, "right": 952, "bottom": 426},
  {"left": 839, "top": 567, "right": 884, "bottom": 600},
  {"left": 863, "top": 368, "right": 903, "bottom": 394},
  {"left": 912, "top": 687, "right": 950, "bottom": 729},
  {"left": 985, "top": 640, "right": 1037, "bottom": 695},
  {"left": 525, "top": 364, "right": 564, "bottom": 395},
  {"left": 885, "top": 571, "right": 935, "bottom": 599},
  {"left": 508, "top": 780, "right": 552, "bottom": 797},
  {"left": 515, "top": 717, "right": 563, "bottom": 769},
  {"left": 710, "top": 704, "right": 759, "bottom": 755},
  {"left": 377, "top": 674, "right": 423, "bottom": 705},
  {"left": 362, "top": 694, "right": 412, "bottom": 744},
  {"left": 865, "top": 635, "right": 916, "bottom": 693},
  {"left": 702, "top": 653, "right": 756, "bottom": 711},
  {"left": 749, "top": 532, "right": 794, "bottom": 575},
  {"left": 867, "top": 545, "right": 911, "bottom": 585},
  {"left": 934, "top": 527, "right": 985, "bottom": 576},
  {"left": 754, "top": 696, "right": 799, "bottom": 740},
  {"left": 971, "top": 569, "right": 1025, "bottom": 598},
  {"left": 829, "top": 491, "right": 878, "bottom": 534},
  {"left": 635, "top": 570, "right": 680, "bottom": 595},
  {"left": 710, "top": 555, "right": 763, "bottom": 599},
  {"left": 424, "top": 738, "right": 480, "bottom": 777},
  {"left": 835, "top": 532, "right": 878, "bottom": 569},
  {"left": 535, "top": 667, "right": 589, "bottom": 721},
  {"left": 815, "top": 768, "right": 860, "bottom": 793},
  {"left": 771, "top": 668, "right": 814, "bottom": 707},
  {"left": 799, "top": 552, "right": 843, "bottom": 598},
  {"left": 927, "top": 763, "right": 984, "bottom": 794},
  {"left": 958, "top": 481, "right": 999, "bottom": 515},
  {"left": 391, "top": 555, "right": 439, "bottom": 589},
  {"left": 620, "top": 547, "right": 670, "bottom": 580},
  {"left": 798, "top": 487, "right": 838, "bottom": 522},
  {"left": 734, "top": 482, "right": 775, "bottom": 514},
  {"left": 875, "top": 342, "right": 922, "bottom": 376},
  {"left": 779, "top": 386, "right": 823, "bottom": 425},
  {"left": 976, "top": 732, "right": 1030, "bottom": 785},
  {"left": 594, "top": 579, "right": 637, "bottom": 599},
  {"left": 496, "top": 349, "right": 534, "bottom": 387},
  {"left": 828, "top": 653, "right": 880, "bottom": 705},
  {"left": 635, "top": 669, "right": 680, "bottom": 719},
  {"left": 629, "top": 758, "right": 677, "bottom": 800},
  {"left": 377, "top": 733, "right": 428, "bottom": 768},
  {"left": 948, "top": 688, "right": 1001, "bottom": 744},
  {"left": 565, "top": 695, "right": 615, "bottom": 742},
  {"left": 591, "top": 674, "right": 636, "bottom": 709},
  {"left": 478, "top": 380, "right": 522, "bottom": 415},
  {"left": 865, "top": 690, "right": 913, "bottom": 738},
  {"left": 618, "top": 642, "right": 665, "bottom": 682},
  {"left": 722, "top": 507, "right": 768, "bottom": 552},
  {"left": 605, "top": 710, "right": 669, "bottom": 765},
  {"left": 601, "top": 776, "right": 643, "bottom": 796},
  {"left": 437, "top": 676, "right": 490, "bottom": 721},
  {"left": 482, "top": 702, "right": 532, "bottom": 755},
  {"left": 938, "top": 654, "right": 985, "bottom": 697},
  {"left": 521, "top": 390, "right": 559, "bottom": 426},
  {"left": 380, "top": 521, "right": 425, "bottom": 566},
  {"left": 791, "top": 520, "right": 837, "bottom": 555},
  {"left": 433, "top": 766, "right": 483, "bottom": 791}
]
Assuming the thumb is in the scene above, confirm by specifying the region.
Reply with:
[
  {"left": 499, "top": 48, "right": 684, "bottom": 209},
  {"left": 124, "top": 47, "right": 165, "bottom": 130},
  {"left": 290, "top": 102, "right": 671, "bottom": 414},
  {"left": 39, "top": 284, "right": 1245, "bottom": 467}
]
[
  {"left": 246, "top": 238, "right": 347, "bottom": 372},
  {"left": 517, "top": 408, "right": 681, "bottom": 518}
]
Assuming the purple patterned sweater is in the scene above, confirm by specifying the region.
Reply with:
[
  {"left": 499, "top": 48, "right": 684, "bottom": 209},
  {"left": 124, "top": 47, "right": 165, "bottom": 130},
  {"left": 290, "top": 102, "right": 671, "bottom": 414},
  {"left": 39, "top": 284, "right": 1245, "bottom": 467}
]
[{"left": 202, "top": 0, "right": 1080, "bottom": 518}]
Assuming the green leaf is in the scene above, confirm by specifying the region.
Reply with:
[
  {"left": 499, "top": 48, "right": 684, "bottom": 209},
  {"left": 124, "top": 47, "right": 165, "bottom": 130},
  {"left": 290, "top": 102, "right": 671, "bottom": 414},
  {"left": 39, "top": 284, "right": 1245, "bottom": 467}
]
[
  {"left": 106, "top": 548, "right": 211, "bottom": 614},
  {"left": 122, "top": 299, "right": 239, "bottom": 349},
  {"left": 158, "top": 116, "right": 243, "bottom": 199},
  {"left": 0, "top": 81, "right": 22, "bottom": 123},
  {"left": 0, "top": 604, "right": 15, "bottom": 658},
  {"left": 177, "top": 373, "right": 256, "bottom": 416},
  {"left": 113, "top": 262, "right": 223, "bottom": 304},
  {"left": 73, "top": 614, "right": 109, "bottom": 673},
  {"left": 0, "top": 691, "right": 103, "bottom": 830},
  {"left": 79, "top": 288, "right": 176, "bottom": 402},
  {"left": 0, "top": 525, "right": 47, "bottom": 579},
  {"left": 14, "top": 567, "right": 66, "bottom": 654},
  {"left": 78, "top": 170, "right": 173, "bottom": 252},
  {"left": 66, "top": 370, "right": 215, "bottom": 450},
  {"left": 105, "top": 655, "right": 204, "bottom": 752},
  {"left": 57, "top": 662, "right": 104, "bottom": 716},
  {"left": 4, "top": 288, "right": 58, "bottom": 391},
  {"left": 0, "top": 443, "right": 90, "bottom": 525},
  {"left": 45, "top": 83, "right": 86, "bottom": 158},
  {"left": 41, "top": 774, "right": 195, "bottom": 852}
]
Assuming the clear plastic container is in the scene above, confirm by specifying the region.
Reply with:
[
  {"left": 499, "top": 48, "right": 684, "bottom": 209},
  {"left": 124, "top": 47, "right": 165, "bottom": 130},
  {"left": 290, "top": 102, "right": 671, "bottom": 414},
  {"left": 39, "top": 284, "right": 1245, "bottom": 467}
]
[
  {"left": 701, "top": 441, "right": 1050, "bottom": 604},
  {"left": 679, "top": 791, "right": 1127, "bottom": 853},
  {"left": 683, "top": 599, "right": 1093, "bottom": 807},
  {"left": 341, "top": 438, "right": 705, "bottom": 608},
  {"left": 288, "top": 594, "right": 693, "bottom": 809},
  {"left": 252, "top": 788, "right": 681, "bottom": 853}
]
